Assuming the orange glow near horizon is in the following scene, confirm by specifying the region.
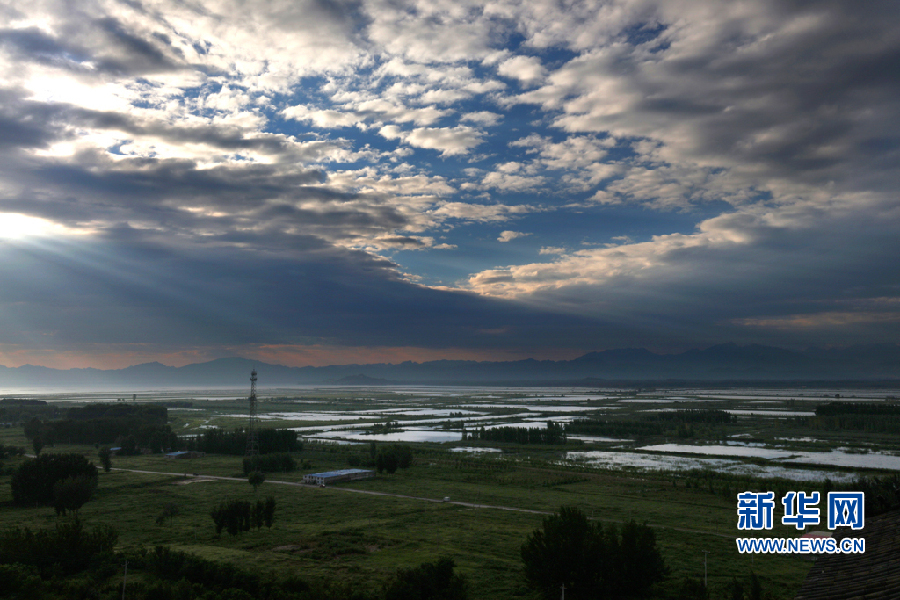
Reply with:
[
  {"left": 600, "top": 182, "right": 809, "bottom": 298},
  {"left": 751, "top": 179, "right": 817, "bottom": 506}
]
[{"left": 0, "top": 344, "right": 586, "bottom": 370}]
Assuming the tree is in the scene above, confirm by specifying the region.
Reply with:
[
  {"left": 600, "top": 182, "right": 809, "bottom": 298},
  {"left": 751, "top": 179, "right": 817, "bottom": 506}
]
[
  {"left": 521, "top": 506, "right": 666, "bottom": 600},
  {"left": 98, "top": 447, "right": 112, "bottom": 473},
  {"left": 749, "top": 571, "right": 762, "bottom": 600},
  {"left": 118, "top": 435, "right": 138, "bottom": 456},
  {"left": 395, "top": 444, "right": 413, "bottom": 468},
  {"left": 615, "top": 519, "right": 667, "bottom": 597},
  {"left": 262, "top": 496, "right": 276, "bottom": 528},
  {"left": 376, "top": 447, "right": 400, "bottom": 474},
  {"left": 53, "top": 475, "right": 94, "bottom": 517},
  {"left": 0, "top": 520, "right": 117, "bottom": 578},
  {"left": 674, "top": 577, "right": 708, "bottom": 600},
  {"left": 32, "top": 436, "right": 43, "bottom": 456},
  {"left": 727, "top": 577, "right": 744, "bottom": 600},
  {"left": 23, "top": 417, "right": 42, "bottom": 440},
  {"left": 521, "top": 506, "right": 607, "bottom": 600},
  {"left": 211, "top": 498, "right": 275, "bottom": 536},
  {"left": 384, "top": 557, "right": 468, "bottom": 600},
  {"left": 156, "top": 502, "right": 181, "bottom": 526},
  {"left": 11, "top": 453, "right": 98, "bottom": 507},
  {"left": 248, "top": 470, "right": 265, "bottom": 493}
]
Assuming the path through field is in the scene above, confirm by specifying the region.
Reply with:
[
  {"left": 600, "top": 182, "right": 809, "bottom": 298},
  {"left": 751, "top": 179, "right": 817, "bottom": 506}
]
[{"left": 112, "top": 467, "right": 738, "bottom": 539}]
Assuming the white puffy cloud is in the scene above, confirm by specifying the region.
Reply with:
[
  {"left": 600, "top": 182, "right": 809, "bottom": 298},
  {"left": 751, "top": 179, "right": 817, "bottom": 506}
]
[
  {"left": 284, "top": 102, "right": 448, "bottom": 128},
  {"left": 429, "top": 202, "right": 534, "bottom": 223},
  {"left": 461, "top": 111, "right": 502, "bottom": 126},
  {"left": 380, "top": 126, "right": 485, "bottom": 156},
  {"left": 481, "top": 171, "right": 546, "bottom": 192},
  {"left": 497, "top": 55, "right": 545, "bottom": 86},
  {"left": 497, "top": 230, "right": 529, "bottom": 242}
]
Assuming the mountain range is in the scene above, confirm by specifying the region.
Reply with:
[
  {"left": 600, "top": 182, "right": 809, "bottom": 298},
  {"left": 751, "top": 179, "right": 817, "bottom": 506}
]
[{"left": 1, "top": 344, "right": 899, "bottom": 391}]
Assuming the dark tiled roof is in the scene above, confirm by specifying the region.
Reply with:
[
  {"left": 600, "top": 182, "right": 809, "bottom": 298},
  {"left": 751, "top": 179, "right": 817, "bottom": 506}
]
[{"left": 795, "top": 509, "right": 900, "bottom": 600}]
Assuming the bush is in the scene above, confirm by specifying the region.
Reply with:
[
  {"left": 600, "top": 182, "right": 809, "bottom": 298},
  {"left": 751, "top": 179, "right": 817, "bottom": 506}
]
[{"left": 10, "top": 453, "right": 98, "bottom": 507}]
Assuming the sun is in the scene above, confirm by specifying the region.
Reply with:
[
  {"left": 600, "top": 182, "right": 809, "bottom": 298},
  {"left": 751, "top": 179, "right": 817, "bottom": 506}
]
[{"left": 0, "top": 213, "right": 88, "bottom": 239}]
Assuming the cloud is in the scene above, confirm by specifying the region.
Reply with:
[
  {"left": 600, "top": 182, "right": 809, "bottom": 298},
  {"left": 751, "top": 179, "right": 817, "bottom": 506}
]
[
  {"left": 459, "top": 192, "right": 900, "bottom": 347},
  {"left": 2, "top": 0, "right": 900, "bottom": 365},
  {"left": 284, "top": 102, "right": 449, "bottom": 128},
  {"left": 481, "top": 171, "right": 546, "bottom": 192},
  {"left": 509, "top": 1, "right": 900, "bottom": 205},
  {"left": 539, "top": 246, "right": 565, "bottom": 255},
  {"left": 506, "top": 133, "right": 620, "bottom": 191},
  {"left": 733, "top": 311, "right": 900, "bottom": 330},
  {"left": 461, "top": 111, "right": 502, "bottom": 126},
  {"left": 430, "top": 202, "right": 533, "bottom": 223},
  {"left": 380, "top": 125, "right": 485, "bottom": 156},
  {"left": 0, "top": 233, "right": 600, "bottom": 354},
  {"left": 497, "top": 55, "right": 545, "bottom": 86},
  {"left": 363, "top": 0, "right": 498, "bottom": 63},
  {"left": 497, "top": 230, "right": 529, "bottom": 242}
]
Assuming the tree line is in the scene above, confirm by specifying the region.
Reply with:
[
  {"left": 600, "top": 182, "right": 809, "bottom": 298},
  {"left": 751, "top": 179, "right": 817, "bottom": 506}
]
[
  {"left": 183, "top": 427, "right": 300, "bottom": 455},
  {"left": 243, "top": 452, "right": 297, "bottom": 474},
  {"left": 23, "top": 403, "right": 177, "bottom": 453},
  {"left": 562, "top": 419, "right": 665, "bottom": 438},
  {"left": 465, "top": 421, "right": 566, "bottom": 445},
  {"left": 816, "top": 401, "right": 900, "bottom": 416},
  {"left": 642, "top": 409, "right": 735, "bottom": 424}
]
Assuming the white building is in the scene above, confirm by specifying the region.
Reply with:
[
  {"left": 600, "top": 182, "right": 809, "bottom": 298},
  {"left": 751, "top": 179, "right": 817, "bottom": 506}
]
[{"left": 303, "top": 468, "right": 375, "bottom": 486}]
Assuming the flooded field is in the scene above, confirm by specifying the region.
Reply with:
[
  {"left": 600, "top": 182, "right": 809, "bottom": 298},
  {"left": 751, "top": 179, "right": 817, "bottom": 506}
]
[{"left": 13, "top": 383, "right": 900, "bottom": 481}]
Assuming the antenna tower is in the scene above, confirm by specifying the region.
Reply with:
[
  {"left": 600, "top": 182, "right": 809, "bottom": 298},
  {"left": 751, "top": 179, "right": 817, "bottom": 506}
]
[{"left": 246, "top": 369, "right": 259, "bottom": 457}]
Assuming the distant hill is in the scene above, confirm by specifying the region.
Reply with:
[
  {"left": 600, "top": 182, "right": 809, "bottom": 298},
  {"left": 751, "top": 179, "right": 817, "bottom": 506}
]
[
  {"left": 330, "top": 374, "right": 398, "bottom": 386},
  {"left": 1, "top": 343, "right": 899, "bottom": 390}
]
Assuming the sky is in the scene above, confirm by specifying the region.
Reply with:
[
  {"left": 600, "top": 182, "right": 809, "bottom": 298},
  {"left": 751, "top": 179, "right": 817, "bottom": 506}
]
[{"left": 0, "top": 0, "right": 899, "bottom": 369}]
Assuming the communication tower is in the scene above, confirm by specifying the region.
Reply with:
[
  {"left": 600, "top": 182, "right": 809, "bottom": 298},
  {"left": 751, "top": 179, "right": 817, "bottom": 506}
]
[{"left": 246, "top": 369, "right": 259, "bottom": 457}]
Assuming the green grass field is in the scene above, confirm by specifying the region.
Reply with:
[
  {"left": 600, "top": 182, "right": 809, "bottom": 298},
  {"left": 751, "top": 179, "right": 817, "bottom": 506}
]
[{"left": 0, "top": 438, "right": 813, "bottom": 599}]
